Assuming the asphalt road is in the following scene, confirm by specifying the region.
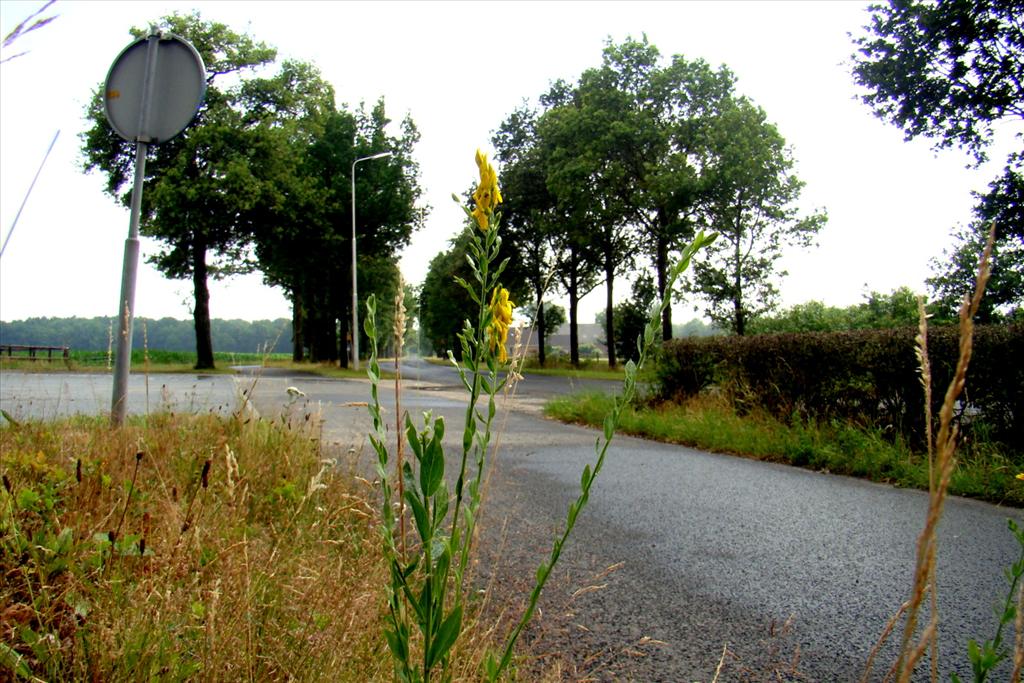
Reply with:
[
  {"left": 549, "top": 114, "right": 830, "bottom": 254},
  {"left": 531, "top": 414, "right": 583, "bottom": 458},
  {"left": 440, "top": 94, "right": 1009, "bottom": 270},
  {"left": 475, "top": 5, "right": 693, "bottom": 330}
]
[{"left": 3, "top": 364, "right": 1020, "bottom": 681}]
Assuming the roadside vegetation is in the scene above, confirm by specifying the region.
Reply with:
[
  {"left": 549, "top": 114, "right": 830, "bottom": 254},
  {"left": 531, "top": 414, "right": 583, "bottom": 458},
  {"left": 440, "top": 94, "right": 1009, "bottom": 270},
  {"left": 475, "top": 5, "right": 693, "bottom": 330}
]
[
  {"left": 0, "top": 406, "right": 532, "bottom": 680},
  {"left": 545, "top": 390, "right": 1022, "bottom": 506},
  {"left": 1, "top": 409, "right": 391, "bottom": 679}
]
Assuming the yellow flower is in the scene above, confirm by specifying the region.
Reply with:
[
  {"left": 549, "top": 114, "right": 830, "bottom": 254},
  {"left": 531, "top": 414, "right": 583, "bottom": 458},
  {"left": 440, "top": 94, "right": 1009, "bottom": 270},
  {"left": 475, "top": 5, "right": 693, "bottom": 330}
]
[
  {"left": 472, "top": 149, "right": 502, "bottom": 231},
  {"left": 1017, "top": 473, "right": 1024, "bottom": 481},
  {"left": 471, "top": 205, "right": 489, "bottom": 231},
  {"left": 487, "top": 286, "right": 514, "bottom": 362}
]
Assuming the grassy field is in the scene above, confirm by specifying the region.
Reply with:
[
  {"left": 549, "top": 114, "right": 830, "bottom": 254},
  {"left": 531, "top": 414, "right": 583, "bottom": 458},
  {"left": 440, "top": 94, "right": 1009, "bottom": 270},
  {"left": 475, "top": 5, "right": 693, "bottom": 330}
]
[{"left": 545, "top": 391, "right": 1024, "bottom": 507}]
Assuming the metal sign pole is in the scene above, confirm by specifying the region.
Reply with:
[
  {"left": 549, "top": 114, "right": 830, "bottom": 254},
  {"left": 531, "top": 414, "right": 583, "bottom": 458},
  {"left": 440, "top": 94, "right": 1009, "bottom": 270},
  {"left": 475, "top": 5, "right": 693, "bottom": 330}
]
[{"left": 111, "top": 32, "right": 160, "bottom": 426}]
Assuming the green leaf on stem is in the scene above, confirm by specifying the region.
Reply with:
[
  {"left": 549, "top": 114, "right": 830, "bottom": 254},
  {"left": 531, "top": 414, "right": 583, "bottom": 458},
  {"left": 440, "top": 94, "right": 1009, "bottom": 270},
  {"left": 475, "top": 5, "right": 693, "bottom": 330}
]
[
  {"left": 427, "top": 605, "right": 463, "bottom": 668},
  {"left": 405, "top": 490, "right": 430, "bottom": 543}
]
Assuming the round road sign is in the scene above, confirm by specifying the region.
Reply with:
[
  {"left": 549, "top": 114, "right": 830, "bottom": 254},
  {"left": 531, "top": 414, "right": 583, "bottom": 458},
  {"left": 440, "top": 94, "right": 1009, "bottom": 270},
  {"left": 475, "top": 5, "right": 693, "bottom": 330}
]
[{"left": 104, "top": 32, "right": 206, "bottom": 144}]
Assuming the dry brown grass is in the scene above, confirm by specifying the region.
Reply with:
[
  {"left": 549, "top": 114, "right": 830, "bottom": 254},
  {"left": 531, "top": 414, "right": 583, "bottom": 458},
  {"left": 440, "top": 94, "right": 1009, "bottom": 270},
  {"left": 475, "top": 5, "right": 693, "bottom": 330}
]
[{"left": 1, "top": 410, "right": 395, "bottom": 681}]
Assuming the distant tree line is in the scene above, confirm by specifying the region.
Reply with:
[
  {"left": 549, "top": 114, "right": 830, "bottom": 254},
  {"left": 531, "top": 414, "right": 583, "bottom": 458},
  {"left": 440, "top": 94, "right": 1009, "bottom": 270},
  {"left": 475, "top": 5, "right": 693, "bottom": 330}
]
[{"left": 0, "top": 317, "right": 291, "bottom": 353}]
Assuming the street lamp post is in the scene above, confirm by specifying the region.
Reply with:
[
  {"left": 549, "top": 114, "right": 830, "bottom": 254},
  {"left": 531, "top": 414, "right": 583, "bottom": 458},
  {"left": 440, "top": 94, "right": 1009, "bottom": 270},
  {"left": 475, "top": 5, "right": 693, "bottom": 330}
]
[{"left": 351, "top": 151, "right": 392, "bottom": 371}]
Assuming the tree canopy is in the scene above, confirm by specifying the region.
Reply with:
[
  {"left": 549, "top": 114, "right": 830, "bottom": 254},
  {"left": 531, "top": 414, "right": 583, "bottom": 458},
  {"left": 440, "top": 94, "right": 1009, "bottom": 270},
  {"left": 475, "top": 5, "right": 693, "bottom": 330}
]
[
  {"left": 851, "top": 0, "right": 1024, "bottom": 164},
  {"left": 495, "top": 36, "right": 823, "bottom": 352},
  {"left": 686, "top": 97, "right": 826, "bottom": 335},
  {"left": 852, "top": 0, "right": 1024, "bottom": 320}
]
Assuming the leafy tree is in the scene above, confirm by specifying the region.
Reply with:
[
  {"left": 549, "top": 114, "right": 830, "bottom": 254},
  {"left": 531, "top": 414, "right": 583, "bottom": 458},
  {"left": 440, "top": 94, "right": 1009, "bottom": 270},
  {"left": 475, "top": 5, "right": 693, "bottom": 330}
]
[
  {"left": 852, "top": 1, "right": 1024, "bottom": 322},
  {"left": 419, "top": 231, "right": 476, "bottom": 360},
  {"left": 578, "top": 37, "right": 736, "bottom": 343},
  {"left": 860, "top": 286, "right": 922, "bottom": 328},
  {"left": 494, "top": 92, "right": 603, "bottom": 367},
  {"left": 927, "top": 164, "right": 1024, "bottom": 322},
  {"left": 673, "top": 317, "right": 723, "bottom": 338},
  {"left": 749, "top": 286, "right": 926, "bottom": 334},
  {"left": 81, "top": 13, "right": 285, "bottom": 369},
  {"left": 494, "top": 106, "right": 563, "bottom": 367},
  {"left": 851, "top": 0, "right": 1023, "bottom": 164},
  {"left": 747, "top": 300, "right": 856, "bottom": 335},
  {"left": 497, "top": 37, "right": 803, "bottom": 359},
  {"left": 0, "top": 316, "right": 291, "bottom": 352},
  {"left": 253, "top": 101, "right": 422, "bottom": 365},
  {"left": 687, "top": 98, "right": 826, "bottom": 335}
]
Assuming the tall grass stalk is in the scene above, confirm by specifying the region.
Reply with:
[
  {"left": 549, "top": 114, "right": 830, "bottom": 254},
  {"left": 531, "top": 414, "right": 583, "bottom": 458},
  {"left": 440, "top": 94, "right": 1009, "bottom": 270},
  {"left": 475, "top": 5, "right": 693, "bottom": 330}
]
[{"left": 866, "top": 225, "right": 995, "bottom": 683}]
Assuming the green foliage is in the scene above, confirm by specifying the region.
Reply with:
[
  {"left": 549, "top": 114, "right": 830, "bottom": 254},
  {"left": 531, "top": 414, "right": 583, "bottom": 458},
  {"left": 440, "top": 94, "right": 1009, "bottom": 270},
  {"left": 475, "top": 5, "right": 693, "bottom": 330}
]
[
  {"left": 851, "top": 0, "right": 1023, "bottom": 164},
  {"left": 656, "top": 324, "right": 1024, "bottom": 450},
  {"left": 418, "top": 224, "right": 525, "bottom": 360},
  {"left": 749, "top": 286, "right": 924, "bottom": 334},
  {"left": 255, "top": 101, "right": 423, "bottom": 365},
  {"left": 852, "top": 1, "right": 1023, "bottom": 329},
  {"left": 686, "top": 97, "right": 827, "bottom": 335},
  {"left": 418, "top": 230, "right": 483, "bottom": 360},
  {"left": 495, "top": 36, "right": 737, "bottom": 365},
  {"left": 496, "top": 35, "right": 822, "bottom": 359},
  {"left": 928, "top": 165, "right": 1024, "bottom": 323}
]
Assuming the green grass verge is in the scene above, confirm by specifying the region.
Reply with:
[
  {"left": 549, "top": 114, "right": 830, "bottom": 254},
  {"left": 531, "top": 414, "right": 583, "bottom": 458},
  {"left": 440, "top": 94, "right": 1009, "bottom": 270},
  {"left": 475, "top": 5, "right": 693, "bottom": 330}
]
[{"left": 544, "top": 391, "right": 1023, "bottom": 506}]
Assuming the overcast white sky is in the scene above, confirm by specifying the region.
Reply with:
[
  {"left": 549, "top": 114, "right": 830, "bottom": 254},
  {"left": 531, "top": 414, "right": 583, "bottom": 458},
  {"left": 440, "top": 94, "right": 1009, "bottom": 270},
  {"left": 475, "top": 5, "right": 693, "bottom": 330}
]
[{"left": 0, "top": 1, "right": 1017, "bottom": 327}]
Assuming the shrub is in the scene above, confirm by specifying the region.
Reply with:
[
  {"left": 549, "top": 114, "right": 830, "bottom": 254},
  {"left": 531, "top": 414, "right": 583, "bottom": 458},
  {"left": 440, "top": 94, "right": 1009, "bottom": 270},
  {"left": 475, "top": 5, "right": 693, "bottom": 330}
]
[{"left": 656, "top": 324, "right": 1023, "bottom": 449}]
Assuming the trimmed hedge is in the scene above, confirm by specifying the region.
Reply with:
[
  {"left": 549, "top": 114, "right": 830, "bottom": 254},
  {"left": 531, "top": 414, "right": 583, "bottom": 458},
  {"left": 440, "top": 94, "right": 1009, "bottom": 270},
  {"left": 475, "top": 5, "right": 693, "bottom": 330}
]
[{"left": 656, "top": 325, "right": 1023, "bottom": 449}]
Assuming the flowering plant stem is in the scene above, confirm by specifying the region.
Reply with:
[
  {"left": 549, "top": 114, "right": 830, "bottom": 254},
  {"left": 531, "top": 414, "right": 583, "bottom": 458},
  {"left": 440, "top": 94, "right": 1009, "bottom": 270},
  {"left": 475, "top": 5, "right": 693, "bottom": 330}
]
[{"left": 364, "top": 151, "right": 511, "bottom": 682}]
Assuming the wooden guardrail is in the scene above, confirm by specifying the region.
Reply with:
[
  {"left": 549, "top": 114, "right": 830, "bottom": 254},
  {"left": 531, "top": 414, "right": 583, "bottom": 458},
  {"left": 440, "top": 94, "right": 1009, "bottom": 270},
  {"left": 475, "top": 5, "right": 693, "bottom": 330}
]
[{"left": 0, "top": 344, "right": 70, "bottom": 361}]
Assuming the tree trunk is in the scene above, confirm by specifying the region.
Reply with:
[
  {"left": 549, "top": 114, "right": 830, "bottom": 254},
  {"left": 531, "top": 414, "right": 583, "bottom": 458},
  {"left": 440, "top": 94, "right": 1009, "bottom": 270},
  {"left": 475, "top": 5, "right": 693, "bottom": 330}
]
[
  {"left": 657, "top": 231, "right": 672, "bottom": 341},
  {"left": 604, "top": 243, "right": 616, "bottom": 369},
  {"left": 292, "top": 292, "right": 305, "bottom": 362},
  {"left": 569, "top": 277, "right": 580, "bottom": 368},
  {"left": 536, "top": 274, "right": 544, "bottom": 368},
  {"left": 536, "top": 297, "right": 547, "bottom": 367},
  {"left": 192, "top": 237, "right": 215, "bottom": 370},
  {"left": 734, "top": 230, "right": 745, "bottom": 336}
]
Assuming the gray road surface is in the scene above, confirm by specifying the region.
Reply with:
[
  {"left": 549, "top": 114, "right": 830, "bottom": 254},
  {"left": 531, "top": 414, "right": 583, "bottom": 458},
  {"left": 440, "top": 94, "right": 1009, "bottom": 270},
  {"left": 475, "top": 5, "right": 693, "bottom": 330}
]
[
  {"left": 241, "top": 363, "right": 1022, "bottom": 682},
  {"left": 3, "top": 366, "right": 1020, "bottom": 680},
  {"left": 0, "top": 371, "right": 241, "bottom": 422}
]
